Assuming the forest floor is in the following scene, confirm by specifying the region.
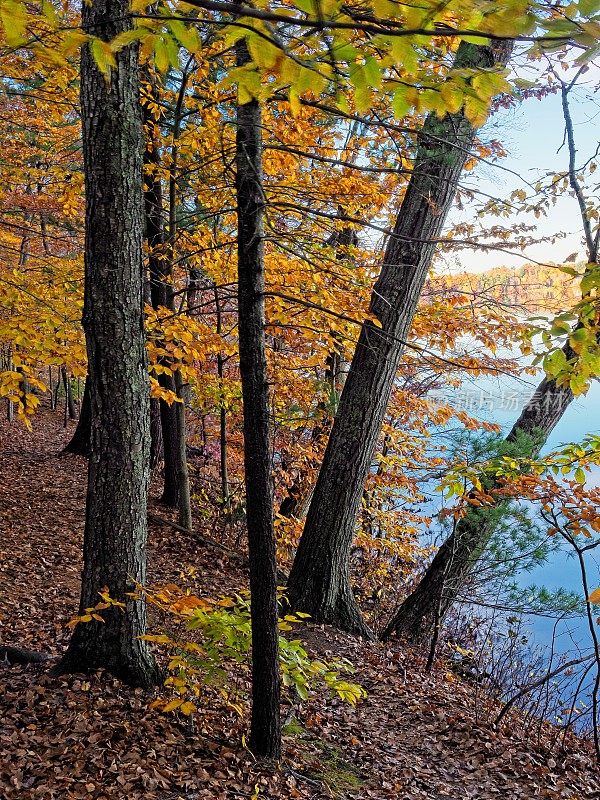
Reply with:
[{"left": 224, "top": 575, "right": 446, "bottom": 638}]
[{"left": 1, "top": 409, "right": 600, "bottom": 799}]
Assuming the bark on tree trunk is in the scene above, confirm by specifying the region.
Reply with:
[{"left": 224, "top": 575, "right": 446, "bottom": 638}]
[
  {"left": 381, "top": 349, "right": 574, "bottom": 642},
  {"left": 64, "top": 379, "right": 91, "bottom": 456},
  {"left": 286, "top": 40, "right": 514, "bottom": 637},
  {"left": 165, "top": 64, "right": 193, "bottom": 530},
  {"left": 54, "top": 0, "right": 158, "bottom": 688},
  {"left": 142, "top": 78, "right": 180, "bottom": 507},
  {"left": 150, "top": 397, "right": 163, "bottom": 470},
  {"left": 215, "top": 285, "right": 230, "bottom": 509},
  {"left": 382, "top": 73, "right": 597, "bottom": 644},
  {"left": 278, "top": 228, "right": 356, "bottom": 519},
  {"left": 236, "top": 41, "right": 281, "bottom": 761},
  {"left": 61, "top": 366, "right": 79, "bottom": 420}
]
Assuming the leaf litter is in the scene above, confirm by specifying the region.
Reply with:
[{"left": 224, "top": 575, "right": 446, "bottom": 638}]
[{"left": 1, "top": 409, "right": 600, "bottom": 799}]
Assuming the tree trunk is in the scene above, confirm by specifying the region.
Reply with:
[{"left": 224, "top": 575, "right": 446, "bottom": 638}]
[
  {"left": 278, "top": 228, "right": 355, "bottom": 519},
  {"left": 381, "top": 349, "right": 574, "bottom": 642},
  {"left": 61, "top": 366, "right": 79, "bottom": 420},
  {"left": 236, "top": 41, "right": 281, "bottom": 761},
  {"left": 150, "top": 397, "right": 163, "bottom": 470},
  {"left": 174, "top": 368, "right": 192, "bottom": 531},
  {"left": 286, "top": 40, "right": 514, "bottom": 637},
  {"left": 6, "top": 349, "right": 13, "bottom": 421},
  {"left": 165, "top": 65, "right": 193, "bottom": 529},
  {"left": 215, "top": 285, "right": 230, "bottom": 509},
  {"left": 54, "top": 0, "right": 158, "bottom": 688},
  {"left": 142, "top": 77, "right": 180, "bottom": 507},
  {"left": 382, "top": 72, "right": 597, "bottom": 644},
  {"left": 64, "top": 379, "right": 91, "bottom": 456}
]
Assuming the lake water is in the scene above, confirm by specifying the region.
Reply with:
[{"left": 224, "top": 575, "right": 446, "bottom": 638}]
[
  {"left": 478, "top": 372, "right": 600, "bottom": 658},
  {"left": 427, "top": 364, "right": 600, "bottom": 716}
]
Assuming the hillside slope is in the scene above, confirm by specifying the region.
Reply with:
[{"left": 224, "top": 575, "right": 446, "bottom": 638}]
[{"left": 1, "top": 411, "right": 599, "bottom": 799}]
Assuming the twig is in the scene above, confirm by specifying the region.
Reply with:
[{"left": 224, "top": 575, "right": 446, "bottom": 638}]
[
  {"left": 495, "top": 653, "right": 593, "bottom": 726},
  {"left": 147, "top": 512, "right": 289, "bottom": 583},
  {"left": 148, "top": 512, "right": 241, "bottom": 559}
]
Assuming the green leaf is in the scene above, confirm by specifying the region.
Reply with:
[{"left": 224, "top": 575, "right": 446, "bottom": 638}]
[
  {"left": 579, "top": 0, "right": 600, "bottom": 16},
  {"left": 110, "top": 28, "right": 147, "bottom": 52},
  {"left": 162, "top": 33, "right": 181, "bottom": 70},
  {"left": 543, "top": 348, "right": 567, "bottom": 378},
  {"left": 391, "top": 86, "right": 411, "bottom": 119},
  {"left": 222, "top": 23, "right": 247, "bottom": 48},
  {"left": 167, "top": 19, "right": 200, "bottom": 53},
  {"left": 363, "top": 55, "right": 381, "bottom": 89},
  {"left": 90, "top": 37, "right": 117, "bottom": 79},
  {"left": 354, "top": 83, "right": 372, "bottom": 114},
  {"left": 0, "top": 0, "right": 27, "bottom": 47},
  {"left": 153, "top": 36, "right": 170, "bottom": 73},
  {"left": 389, "top": 36, "right": 419, "bottom": 74},
  {"left": 294, "top": 0, "right": 314, "bottom": 13},
  {"left": 581, "top": 266, "right": 600, "bottom": 294},
  {"left": 246, "top": 32, "right": 280, "bottom": 69}
]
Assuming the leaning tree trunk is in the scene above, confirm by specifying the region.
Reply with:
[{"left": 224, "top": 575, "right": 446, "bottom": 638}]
[
  {"left": 236, "top": 41, "right": 281, "bottom": 760},
  {"left": 382, "top": 73, "right": 598, "bottom": 643},
  {"left": 54, "top": 0, "right": 158, "bottom": 688},
  {"left": 380, "top": 332, "right": 577, "bottom": 642},
  {"left": 286, "top": 40, "right": 514, "bottom": 637}
]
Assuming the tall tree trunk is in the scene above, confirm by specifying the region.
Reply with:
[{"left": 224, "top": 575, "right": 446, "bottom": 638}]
[
  {"left": 214, "top": 284, "right": 230, "bottom": 509},
  {"left": 54, "top": 0, "right": 158, "bottom": 688},
  {"left": 236, "top": 42, "right": 281, "bottom": 760},
  {"left": 278, "top": 227, "right": 355, "bottom": 519},
  {"left": 149, "top": 397, "right": 163, "bottom": 470},
  {"left": 165, "top": 63, "right": 193, "bottom": 529},
  {"left": 286, "top": 40, "right": 514, "bottom": 637},
  {"left": 142, "top": 76, "right": 180, "bottom": 507},
  {"left": 6, "top": 349, "right": 13, "bottom": 421},
  {"left": 64, "top": 379, "right": 91, "bottom": 456},
  {"left": 381, "top": 360, "right": 574, "bottom": 641}
]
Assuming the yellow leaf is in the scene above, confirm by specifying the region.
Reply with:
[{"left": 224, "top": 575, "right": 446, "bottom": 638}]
[
  {"left": 90, "top": 37, "right": 117, "bottom": 79},
  {"left": 588, "top": 588, "right": 600, "bottom": 604},
  {"left": 1, "top": 0, "right": 28, "bottom": 47},
  {"left": 162, "top": 698, "right": 183, "bottom": 713},
  {"left": 440, "top": 81, "right": 464, "bottom": 115},
  {"left": 153, "top": 37, "right": 170, "bottom": 74},
  {"left": 463, "top": 94, "right": 489, "bottom": 127},
  {"left": 288, "top": 88, "right": 301, "bottom": 117}
]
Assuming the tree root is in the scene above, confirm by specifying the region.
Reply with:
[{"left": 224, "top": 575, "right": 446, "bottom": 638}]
[{"left": 1, "top": 645, "right": 52, "bottom": 666}]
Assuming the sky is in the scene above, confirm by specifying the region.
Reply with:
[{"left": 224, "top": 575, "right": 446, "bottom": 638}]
[{"left": 440, "top": 61, "right": 600, "bottom": 274}]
